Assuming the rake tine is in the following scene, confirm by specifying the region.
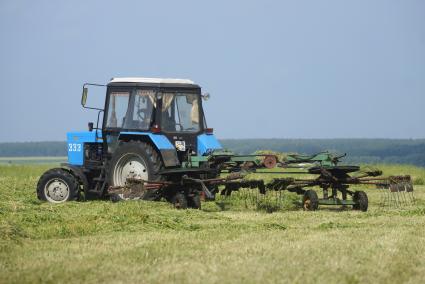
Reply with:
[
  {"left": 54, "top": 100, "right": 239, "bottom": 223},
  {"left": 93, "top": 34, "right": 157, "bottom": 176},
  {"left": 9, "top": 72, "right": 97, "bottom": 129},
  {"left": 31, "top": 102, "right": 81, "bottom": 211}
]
[
  {"left": 384, "top": 188, "right": 389, "bottom": 207},
  {"left": 390, "top": 191, "right": 397, "bottom": 208},
  {"left": 406, "top": 182, "right": 415, "bottom": 204},
  {"left": 398, "top": 187, "right": 405, "bottom": 206},
  {"left": 379, "top": 184, "right": 388, "bottom": 207},
  {"left": 395, "top": 190, "right": 402, "bottom": 208},
  {"left": 385, "top": 185, "right": 391, "bottom": 207},
  {"left": 407, "top": 191, "right": 414, "bottom": 205},
  {"left": 409, "top": 190, "right": 416, "bottom": 204},
  {"left": 396, "top": 184, "right": 404, "bottom": 207},
  {"left": 384, "top": 185, "right": 390, "bottom": 207},
  {"left": 378, "top": 184, "right": 385, "bottom": 206},
  {"left": 404, "top": 182, "right": 411, "bottom": 206},
  {"left": 388, "top": 185, "right": 395, "bottom": 208},
  {"left": 398, "top": 183, "right": 407, "bottom": 206},
  {"left": 381, "top": 185, "right": 388, "bottom": 207},
  {"left": 400, "top": 177, "right": 415, "bottom": 206},
  {"left": 389, "top": 184, "right": 399, "bottom": 208},
  {"left": 408, "top": 193, "right": 414, "bottom": 205}
]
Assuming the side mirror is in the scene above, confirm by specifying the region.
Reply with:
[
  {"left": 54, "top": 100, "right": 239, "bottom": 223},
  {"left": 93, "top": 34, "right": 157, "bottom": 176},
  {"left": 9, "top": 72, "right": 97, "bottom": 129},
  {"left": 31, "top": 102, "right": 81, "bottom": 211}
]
[
  {"left": 202, "top": 93, "right": 210, "bottom": 101},
  {"left": 81, "top": 87, "right": 88, "bottom": 106},
  {"left": 88, "top": 122, "right": 94, "bottom": 132}
]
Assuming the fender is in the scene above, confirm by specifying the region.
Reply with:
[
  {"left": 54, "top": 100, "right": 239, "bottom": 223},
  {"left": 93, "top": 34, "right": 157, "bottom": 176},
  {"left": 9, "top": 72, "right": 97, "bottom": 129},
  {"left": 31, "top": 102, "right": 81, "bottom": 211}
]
[
  {"left": 60, "top": 163, "right": 90, "bottom": 198},
  {"left": 118, "top": 132, "right": 180, "bottom": 167},
  {"left": 197, "top": 133, "right": 222, "bottom": 155}
]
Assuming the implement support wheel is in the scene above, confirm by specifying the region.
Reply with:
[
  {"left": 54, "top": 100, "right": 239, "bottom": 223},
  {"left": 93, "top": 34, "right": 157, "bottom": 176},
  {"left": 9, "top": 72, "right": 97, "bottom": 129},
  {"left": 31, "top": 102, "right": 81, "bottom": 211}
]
[
  {"left": 303, "top": 190, "right": 319, "bottom": 211},
  {"left": 171, "top": 193, "right": 188, "bottom": 209},
  {"left": 353, "top": 191, "right": 368, "bottom": 212},
  {"left": 187, "top": 192, "right": 201, "bottom": 209}
]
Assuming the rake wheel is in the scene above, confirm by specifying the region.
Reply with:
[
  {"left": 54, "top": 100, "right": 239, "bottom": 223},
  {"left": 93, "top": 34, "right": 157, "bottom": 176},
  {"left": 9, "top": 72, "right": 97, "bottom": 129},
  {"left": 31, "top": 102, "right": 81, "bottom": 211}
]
[
  {"left": 171, "top": 192, "right": 188, "bottom": 209},
  {"left": 188, "top": 192, "right": 201, "bottom": 209},
  {"left": 302, "top": 190, "right": 319, "bottom": 211},
  {"left": 353, "top": 191, "right": 368, "bottom": 212}
]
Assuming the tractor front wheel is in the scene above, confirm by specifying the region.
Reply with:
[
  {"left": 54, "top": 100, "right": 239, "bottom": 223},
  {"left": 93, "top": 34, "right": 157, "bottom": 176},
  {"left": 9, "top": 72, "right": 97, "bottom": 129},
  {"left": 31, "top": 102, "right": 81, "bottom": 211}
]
[
  {"left": 353, "top": 191, "right": 368, "bottom": 211},
  {"left": 302, "top": 190, "right": 319, "bottom": 211},
  {"left": 37, "top": 168, "right": 80, "bottom": 203}
]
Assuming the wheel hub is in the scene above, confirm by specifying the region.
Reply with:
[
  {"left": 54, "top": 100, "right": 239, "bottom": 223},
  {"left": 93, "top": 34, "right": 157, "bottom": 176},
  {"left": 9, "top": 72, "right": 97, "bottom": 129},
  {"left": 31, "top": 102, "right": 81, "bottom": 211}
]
[
  {"left": 303, "top": 198, "right": 311, "bottom": 210},
  {"left": 44, "top": 179, "right": 69, "bottom": 203},
  {"left": 113, "top": 153, "right": 148, "bottom": 187}
]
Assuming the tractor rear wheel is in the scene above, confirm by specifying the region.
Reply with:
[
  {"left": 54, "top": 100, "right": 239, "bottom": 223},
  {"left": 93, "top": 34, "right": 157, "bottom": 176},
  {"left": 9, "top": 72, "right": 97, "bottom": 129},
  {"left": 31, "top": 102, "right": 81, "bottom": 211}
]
[
  {"left": 302, "top": 190, "right": 319, "bottom": 211},
  {"left": 37, "top": 168, "right": 80, "bottom": 203},
  {"left": 353, "top": 191, "right": 368, "bottom": 211},
  {"left": 109, "top": 141, "right": 163, "bottom": 201}
]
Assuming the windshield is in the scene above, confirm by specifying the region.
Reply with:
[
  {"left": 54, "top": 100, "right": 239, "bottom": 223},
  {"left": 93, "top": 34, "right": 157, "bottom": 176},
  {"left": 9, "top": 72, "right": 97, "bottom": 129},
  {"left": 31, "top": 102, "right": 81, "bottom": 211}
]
[
  {"left": 161, "top": 92, "right": 200, "bottom": 132},
  {"left": 106, "top": 89, "right": 156, "bottom": 130}
]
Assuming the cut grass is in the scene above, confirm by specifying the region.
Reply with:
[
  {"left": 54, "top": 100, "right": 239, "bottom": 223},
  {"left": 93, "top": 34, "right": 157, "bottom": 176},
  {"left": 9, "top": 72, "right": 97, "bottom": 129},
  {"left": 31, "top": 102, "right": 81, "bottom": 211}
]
[{"left": 1, "top": 164, "right": 425, "bottom": 283}]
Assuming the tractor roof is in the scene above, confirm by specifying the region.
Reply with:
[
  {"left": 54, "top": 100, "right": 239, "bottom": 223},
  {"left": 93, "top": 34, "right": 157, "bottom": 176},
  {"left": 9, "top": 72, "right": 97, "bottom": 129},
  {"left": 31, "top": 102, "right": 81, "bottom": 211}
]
[{"left": 108, "top": 77, "right": 200, "bottom": 88}]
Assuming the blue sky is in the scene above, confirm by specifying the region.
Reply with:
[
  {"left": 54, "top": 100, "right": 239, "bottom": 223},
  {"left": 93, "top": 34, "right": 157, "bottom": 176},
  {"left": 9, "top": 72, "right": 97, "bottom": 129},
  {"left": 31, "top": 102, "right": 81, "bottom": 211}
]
[{"left": 0, "top": 0, "right": 424, "bottom": 142}]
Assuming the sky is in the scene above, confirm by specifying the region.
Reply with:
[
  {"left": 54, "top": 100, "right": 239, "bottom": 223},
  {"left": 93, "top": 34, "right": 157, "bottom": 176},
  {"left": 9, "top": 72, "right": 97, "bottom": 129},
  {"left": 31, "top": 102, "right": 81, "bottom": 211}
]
[{"left": 0, "top": 0, "right": 424, "bottom": 142}]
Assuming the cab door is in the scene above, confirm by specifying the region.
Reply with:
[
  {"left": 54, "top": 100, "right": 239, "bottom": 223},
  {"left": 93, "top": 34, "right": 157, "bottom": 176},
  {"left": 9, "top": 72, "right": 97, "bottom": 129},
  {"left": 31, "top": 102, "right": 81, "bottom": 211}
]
[{"left": 159, "top": 91, "right": 202, "bottom": 162}]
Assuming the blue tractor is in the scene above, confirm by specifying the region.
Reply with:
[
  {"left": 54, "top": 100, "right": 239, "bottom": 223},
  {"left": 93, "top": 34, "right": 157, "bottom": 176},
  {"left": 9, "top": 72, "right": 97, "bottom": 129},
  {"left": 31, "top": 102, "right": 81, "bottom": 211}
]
[{"left": 37, "top": 77, "right": 224, "bottom": 208}]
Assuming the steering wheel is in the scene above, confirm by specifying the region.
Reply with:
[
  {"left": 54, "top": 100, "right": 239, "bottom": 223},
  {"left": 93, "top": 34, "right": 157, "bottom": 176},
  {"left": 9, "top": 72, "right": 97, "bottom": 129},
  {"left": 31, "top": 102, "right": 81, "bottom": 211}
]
[
  {"left": 137, "top": 109, "right": 149, "bottom": 120},
  {"left": 175, "top": 122, "right": 184, "bottom": 131}
]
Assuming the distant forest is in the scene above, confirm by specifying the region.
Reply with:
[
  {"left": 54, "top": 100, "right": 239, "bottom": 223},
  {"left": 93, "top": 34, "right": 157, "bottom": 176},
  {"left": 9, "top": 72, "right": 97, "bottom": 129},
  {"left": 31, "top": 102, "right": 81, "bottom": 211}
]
[{"left": 0, "top": 139, "right": 424, "bottom": 167}]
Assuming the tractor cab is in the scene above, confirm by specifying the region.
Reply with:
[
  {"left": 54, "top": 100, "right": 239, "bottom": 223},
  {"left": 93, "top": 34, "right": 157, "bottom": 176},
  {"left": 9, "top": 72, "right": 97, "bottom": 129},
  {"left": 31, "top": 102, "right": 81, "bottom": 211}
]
[{"left": 103, "top": 78, "right": 211, "bottom": 163}]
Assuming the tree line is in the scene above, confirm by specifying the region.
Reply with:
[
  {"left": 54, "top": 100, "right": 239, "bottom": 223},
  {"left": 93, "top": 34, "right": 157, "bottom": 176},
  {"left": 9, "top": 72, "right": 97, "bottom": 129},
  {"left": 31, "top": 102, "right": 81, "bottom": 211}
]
[{"left": 0, "top": 139, "right": 424, "bottom": 167}]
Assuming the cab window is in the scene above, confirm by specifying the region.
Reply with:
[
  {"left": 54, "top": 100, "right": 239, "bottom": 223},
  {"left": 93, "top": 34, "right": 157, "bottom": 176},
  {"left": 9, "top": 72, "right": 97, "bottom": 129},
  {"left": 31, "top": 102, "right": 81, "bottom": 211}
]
[
  {"left": 106, "top": 92, "right": 130, "bottom": 128},
  {"left": 161, "top": 93, "right": 200, "bottom": 132},
  {"left": 126, "top": 90, "right": 155, "bottom": 130}
]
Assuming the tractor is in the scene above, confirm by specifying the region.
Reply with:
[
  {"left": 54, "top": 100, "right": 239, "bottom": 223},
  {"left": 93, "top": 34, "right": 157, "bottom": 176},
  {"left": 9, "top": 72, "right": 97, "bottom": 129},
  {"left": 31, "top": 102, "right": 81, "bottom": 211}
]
[
  {"left": 37, "top": 77, "right": 225, "bottom": 208},
  {"left": 37, "top": 77, "right": 414, "bottom": 210}
]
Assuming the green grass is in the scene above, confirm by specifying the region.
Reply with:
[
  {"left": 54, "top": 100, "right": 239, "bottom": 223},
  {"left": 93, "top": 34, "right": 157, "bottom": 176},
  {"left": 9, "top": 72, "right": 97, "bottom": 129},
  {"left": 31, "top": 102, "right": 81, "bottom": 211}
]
[{"left": 1, "top": 164, "right": 425, "bottom": 283}]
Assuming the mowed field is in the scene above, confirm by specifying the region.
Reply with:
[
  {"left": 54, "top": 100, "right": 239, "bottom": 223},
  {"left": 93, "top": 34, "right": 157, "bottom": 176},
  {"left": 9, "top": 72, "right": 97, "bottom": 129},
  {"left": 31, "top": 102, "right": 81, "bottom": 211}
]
[{"left": 1, "top": 164, "right": 425, "bottom": 284}]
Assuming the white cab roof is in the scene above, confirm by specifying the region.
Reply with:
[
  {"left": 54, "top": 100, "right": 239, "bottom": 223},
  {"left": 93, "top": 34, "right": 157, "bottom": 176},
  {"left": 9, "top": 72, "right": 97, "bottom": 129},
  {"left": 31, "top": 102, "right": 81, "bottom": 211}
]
[{"left": 109, "top": 77, "right": 195, "bottom": 85}]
